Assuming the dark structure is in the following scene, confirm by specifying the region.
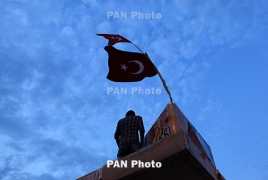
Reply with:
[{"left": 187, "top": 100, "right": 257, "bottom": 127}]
[{"left": 77, "top": 104, "right": 225, "bottom": 180}]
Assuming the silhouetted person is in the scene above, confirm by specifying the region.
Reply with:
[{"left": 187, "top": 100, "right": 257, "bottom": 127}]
[{"left": 114, "top": 110, "right": 145, "bottom": 158}]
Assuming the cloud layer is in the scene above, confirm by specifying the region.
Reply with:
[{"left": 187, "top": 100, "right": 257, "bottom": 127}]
[{"left": 1, "top": 0, "right": 267, "bottom": 179}]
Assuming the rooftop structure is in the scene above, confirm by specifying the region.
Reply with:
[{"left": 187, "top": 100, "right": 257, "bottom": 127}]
[{"left": 77, "top": 103, "right": 225, "bottom": 180}]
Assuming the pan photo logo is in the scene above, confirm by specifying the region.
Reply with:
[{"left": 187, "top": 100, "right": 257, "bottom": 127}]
[
  {"left": 107, "top": 11, "right": 162, "bottom": 19},
  {"left": 107, "top": 160, "right": 162, "bottom": 168},
  {"left": 107, "top": 87, "right": 162, "bottom": 95}
]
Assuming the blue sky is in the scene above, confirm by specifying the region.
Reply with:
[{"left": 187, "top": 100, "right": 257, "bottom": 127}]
[{"left": 1, "top": 0, "right": 268, "bottom": 179}]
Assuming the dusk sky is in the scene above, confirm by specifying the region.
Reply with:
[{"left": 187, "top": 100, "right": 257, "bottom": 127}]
[{"left": 1, "top": 0, "right": 268, "bottom": 179}]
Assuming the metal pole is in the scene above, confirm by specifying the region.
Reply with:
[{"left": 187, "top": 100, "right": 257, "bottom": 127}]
[{"left": 131, "top": 42, "right": 174, "bottom": 104}]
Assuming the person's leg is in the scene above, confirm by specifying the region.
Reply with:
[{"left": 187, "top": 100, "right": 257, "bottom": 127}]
[
  {"left": 130, "top": 143, "right": 140, "bottom": 153},
  {"left": 117, "top": 146, "right": 131, "bottom": 158}
]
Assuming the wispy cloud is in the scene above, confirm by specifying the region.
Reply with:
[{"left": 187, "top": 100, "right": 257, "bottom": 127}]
[{"left": 1, "top": 0, "right": 267, "bottom": 179}]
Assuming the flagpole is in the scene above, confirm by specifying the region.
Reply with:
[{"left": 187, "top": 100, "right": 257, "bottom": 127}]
[{"left": 130, "top": 42, "right": 174, "bottom": 104}]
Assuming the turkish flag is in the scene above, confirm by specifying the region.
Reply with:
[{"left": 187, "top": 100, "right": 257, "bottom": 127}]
[
  {"left": 105, "top": 46, "right": 157, "bottom": 82},
  {"left": 96, "top": 34, "right": 131, "bottom": 46}
]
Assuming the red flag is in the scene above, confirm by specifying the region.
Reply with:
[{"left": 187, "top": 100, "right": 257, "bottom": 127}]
[
  {"left": 105, "top": 46, "right": 157, "bottom": 82},
  {"left": 96, "top": 34, "right": 131, "bottom": 46}
]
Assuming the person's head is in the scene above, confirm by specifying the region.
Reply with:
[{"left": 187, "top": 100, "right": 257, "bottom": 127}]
[{"left": 126, "top": 110, "right": 135, "bottom": 117}]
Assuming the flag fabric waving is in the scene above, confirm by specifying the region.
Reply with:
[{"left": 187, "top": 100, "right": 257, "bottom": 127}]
[
  {"left": 97, "top": 33, "right": 174, "bottom": 103},
  {"left": 105, "top": 46, "right": 157, "bottom": 82},
  {"left": 96, "top": 34, "right": 131, "bottom": 46}
]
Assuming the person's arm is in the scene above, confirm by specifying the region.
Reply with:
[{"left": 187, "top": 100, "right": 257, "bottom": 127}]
[
  {"left": 139, "top": 131, "right": 144, "bottom": 146},
  {"left": 138, "top": 117, "right": 145, "bottom": 148},
  {"left": 115, "top": 137, "right": 120, "bottom": 147},
  {"left": 114, "top": 122, "right": 120, "bottom": 147}
]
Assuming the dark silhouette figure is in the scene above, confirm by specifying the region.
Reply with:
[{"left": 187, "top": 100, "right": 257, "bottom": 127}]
[{"left": 114, "top": 110, "right": 145, "bottom": 158}]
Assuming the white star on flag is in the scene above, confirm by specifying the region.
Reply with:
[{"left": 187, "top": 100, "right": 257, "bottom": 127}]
[{"left": 121, "top": 64, "right": 128, "bottom": 71}]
